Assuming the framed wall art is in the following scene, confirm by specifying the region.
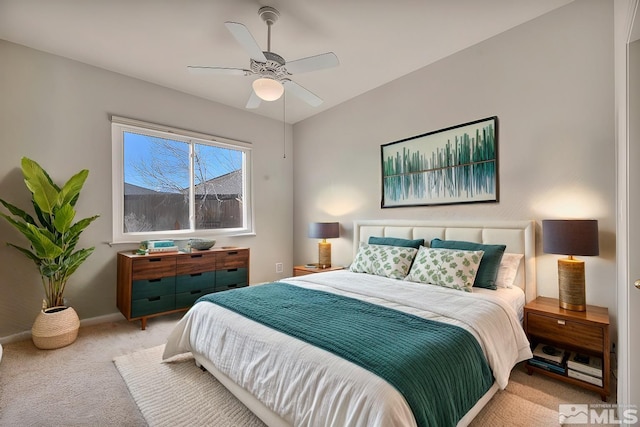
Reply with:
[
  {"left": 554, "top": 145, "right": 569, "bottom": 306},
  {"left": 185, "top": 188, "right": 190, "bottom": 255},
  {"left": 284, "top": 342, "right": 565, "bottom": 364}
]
[{"left": 381, "top": 116, "right": 498, "bottom": 208}]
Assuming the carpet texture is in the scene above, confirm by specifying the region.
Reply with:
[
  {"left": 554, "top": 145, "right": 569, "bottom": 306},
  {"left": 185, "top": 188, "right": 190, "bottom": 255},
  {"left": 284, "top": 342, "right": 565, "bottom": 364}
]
[
  {"left": 114, "top": 345, "right": 266, "bottom": 427},
  {"left": 0, "top": 315, "right": 182, "bottom": 427},
  {"left": 114, "top": 345, "right": 601, "bottom": 427}
]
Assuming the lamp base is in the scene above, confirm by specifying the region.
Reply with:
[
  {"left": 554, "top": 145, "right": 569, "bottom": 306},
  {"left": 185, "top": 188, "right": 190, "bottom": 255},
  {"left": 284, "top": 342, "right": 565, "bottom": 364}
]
[
  {"left": 558, "top": 258, "right": 586, "bottom": 311},
  {"left": 318, "top": 242, "right": 332, "bottom": 268}
]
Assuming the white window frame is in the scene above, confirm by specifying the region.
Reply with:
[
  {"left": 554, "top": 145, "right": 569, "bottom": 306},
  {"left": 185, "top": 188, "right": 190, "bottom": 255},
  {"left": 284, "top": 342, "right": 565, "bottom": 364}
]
[{"left": 111, "top": 116, "right": 254, "bottom": 244}]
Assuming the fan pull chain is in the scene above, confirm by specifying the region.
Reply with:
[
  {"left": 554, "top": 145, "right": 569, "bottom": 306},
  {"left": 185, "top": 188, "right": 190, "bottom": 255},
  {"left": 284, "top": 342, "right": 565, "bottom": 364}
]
[{"left": 283, "top": 93, "right": 286, "bottom": 159}]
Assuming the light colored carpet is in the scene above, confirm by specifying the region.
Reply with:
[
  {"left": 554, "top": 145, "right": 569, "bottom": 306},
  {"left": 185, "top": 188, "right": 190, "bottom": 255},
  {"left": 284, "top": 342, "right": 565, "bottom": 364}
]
[
  {"left": 0, "top": 313, "right": 183, "bottom": 427},
  {"left": 114, "top": 344, "right": 612, "bottom": 427}
]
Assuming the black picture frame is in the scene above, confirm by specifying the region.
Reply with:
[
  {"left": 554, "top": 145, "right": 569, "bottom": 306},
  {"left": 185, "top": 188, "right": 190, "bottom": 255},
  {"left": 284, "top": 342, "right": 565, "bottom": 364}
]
[{"left": 381, "top": 116, "right": 499, "bottom": 208}]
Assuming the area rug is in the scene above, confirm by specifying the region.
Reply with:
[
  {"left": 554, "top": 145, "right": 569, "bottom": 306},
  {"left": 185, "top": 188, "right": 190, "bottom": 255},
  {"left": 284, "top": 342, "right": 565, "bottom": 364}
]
[
  {"left": 114, "top": 345, "right": 560, "bottom": 426},
  {"left": 114, "top": 345, "right": 266, "bottom": 427}
]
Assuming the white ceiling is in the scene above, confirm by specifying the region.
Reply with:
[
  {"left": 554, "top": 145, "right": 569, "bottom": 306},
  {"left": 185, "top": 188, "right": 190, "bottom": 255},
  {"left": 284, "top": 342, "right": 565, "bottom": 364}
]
[{"left": 0, "top": 0, "right": 574, "bottom": 124}]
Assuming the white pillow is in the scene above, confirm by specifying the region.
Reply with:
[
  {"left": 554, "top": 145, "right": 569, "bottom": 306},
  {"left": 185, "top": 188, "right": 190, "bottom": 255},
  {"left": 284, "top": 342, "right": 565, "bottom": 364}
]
[
  {"left": 349, "top": 242, "right": 418, "bottom": 279},
  {"left": 404, "top": 247, "right": 484, "bottom": 292},
  {"left": 496, "top": 253, "right": 524, "bottom": 289}
]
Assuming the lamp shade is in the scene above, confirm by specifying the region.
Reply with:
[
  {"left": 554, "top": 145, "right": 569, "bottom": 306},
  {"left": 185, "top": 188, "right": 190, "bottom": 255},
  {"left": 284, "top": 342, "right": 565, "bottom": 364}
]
[
  {"left": 308, "top": 222, "right": 339, "bottom": 239},
  {"left": 252, "top": 77, "right": 284, "bottom": 101},
  {"left": 542, "top": 219, "right": 599, "bottom": 256}
]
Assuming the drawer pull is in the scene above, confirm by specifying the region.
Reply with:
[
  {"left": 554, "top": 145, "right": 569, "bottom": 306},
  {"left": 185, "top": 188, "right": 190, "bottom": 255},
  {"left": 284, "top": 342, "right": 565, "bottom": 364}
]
[
  {"left": 227, "top": 268, "right": 238, "bottom": 272},
  {"left": 227, "top": 251, "right": 238, "bottom": 255},
  {"left": 149, "top": 278, "right": 161, "bottom": 283},
  {"left": 557, "top": 319, "right": 566, "bottom": 325},
  {"left": 190, "top": 254, "right": 203, "bottom": 258},
  {"left": 228, "top": 284, "right": 238, "bottom": 288},
  {"left": 148, "top": 258, "right": 162, "bottom": 262},
  {"left": 148, "top": 296, "right": 161, "bottom": 302},
  {"left": 190, "top": 273, "right": 202, "bottom": 277},
  {"left": 190, "top": 290, "right": 201, "bottom": 295}
]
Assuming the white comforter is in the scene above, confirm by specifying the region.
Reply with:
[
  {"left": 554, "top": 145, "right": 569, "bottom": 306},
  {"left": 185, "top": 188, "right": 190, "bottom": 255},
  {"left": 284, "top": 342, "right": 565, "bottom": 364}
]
[{"left": 163, "top": 270, "right": 532, "bottom": 427}]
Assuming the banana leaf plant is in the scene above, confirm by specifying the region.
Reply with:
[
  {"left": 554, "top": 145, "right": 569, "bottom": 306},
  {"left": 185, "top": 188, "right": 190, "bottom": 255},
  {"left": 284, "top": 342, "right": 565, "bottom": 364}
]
[{"left": 0, "top": 157, "right": 99, "bottom": 309}]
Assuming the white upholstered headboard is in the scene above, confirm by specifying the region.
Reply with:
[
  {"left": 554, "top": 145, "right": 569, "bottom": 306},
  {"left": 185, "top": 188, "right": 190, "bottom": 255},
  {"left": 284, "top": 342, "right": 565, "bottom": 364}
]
[{"left": 353, "top": 220, "right": 536, "bottom": 303}]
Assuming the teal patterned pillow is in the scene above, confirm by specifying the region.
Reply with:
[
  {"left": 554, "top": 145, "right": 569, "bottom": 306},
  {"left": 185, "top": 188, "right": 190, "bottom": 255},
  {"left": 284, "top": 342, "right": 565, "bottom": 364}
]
[
  {"left": 350, "top": 242, "right": 418, "bottom": 279},
  {"left": 368, "top": 236, "right": 424, "bottom": 249},
  {"left": 404, "top": 247, "right": 484, "bottom": 292},
  {"left": 430, "top": 239, "right": 506, "bottom": 290}
]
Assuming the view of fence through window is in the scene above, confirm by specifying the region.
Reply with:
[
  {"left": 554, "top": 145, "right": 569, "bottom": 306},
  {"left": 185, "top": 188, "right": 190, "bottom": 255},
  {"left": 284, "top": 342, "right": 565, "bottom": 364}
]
[{"left": 123, "top": 131, "right": 244, "bottom": 233}]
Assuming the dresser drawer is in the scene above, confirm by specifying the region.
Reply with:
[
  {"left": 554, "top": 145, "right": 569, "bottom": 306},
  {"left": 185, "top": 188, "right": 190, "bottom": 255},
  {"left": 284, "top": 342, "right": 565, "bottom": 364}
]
[
  {"left": 527, "top": 312, "right": 603, "bottom": 353},
  {"left": 175, "top": 287, "right": 215, "bottom": 309},
  {"left": 132, "top": 276, "right": 175, "bottom": 300},
  {"left": 132, "top": 256, "right": 176, "bottom": 280},
  {"left": 217, "top": 249, "right": 249, "bottom": 270},
  {"left": 176, "top": 252, "right": 216, "bottom": 275},
  {"left": 215, "top": 268, "right": 248, "bottom": 291},
  {"left": 131, "top": 294, "right": 176, "bottom": 318},
  {"left": 176, "top": 271, "right": 215, "bottom": 293}
]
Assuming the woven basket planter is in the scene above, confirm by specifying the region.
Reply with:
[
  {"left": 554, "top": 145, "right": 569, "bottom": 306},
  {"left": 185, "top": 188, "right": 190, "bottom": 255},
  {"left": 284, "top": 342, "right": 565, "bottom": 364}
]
[{"left": 31, "top": 306, "right": 80, "bottom": 350}]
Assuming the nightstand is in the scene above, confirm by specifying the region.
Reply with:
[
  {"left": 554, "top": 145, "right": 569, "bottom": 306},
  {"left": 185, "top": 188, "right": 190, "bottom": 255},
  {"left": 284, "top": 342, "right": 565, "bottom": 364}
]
[
  {"left": 293, "top": 265, "right": 344, "bottom": 277},
  {"left": 523, "top": 296, "right": 610, "bottom": 401}
]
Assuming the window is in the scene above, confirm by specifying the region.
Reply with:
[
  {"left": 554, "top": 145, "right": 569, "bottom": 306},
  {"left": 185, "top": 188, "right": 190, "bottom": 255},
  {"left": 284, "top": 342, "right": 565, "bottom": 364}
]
[{"left": 111, "top": 117, "right": 253, "bottom": 243}]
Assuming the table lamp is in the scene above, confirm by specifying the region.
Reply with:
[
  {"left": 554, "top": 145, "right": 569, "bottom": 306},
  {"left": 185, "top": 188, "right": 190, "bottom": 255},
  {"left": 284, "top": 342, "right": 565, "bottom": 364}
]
[
  {"left": 308, "top": 222, "right": 339, "bottom": 268},
  {"left": 542, "top": 219, "right": 599, "bottom": 311}
]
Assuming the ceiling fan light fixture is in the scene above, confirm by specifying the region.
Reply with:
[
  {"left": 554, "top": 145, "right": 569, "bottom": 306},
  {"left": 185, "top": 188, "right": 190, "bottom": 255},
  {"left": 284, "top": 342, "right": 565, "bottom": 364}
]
[{"left": 252, "top": 77, "right": 284, "bottom": 101}]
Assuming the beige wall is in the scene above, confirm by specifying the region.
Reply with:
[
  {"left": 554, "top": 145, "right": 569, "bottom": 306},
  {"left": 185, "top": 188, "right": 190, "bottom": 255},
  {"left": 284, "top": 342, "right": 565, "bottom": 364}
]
[
  {"left": 293, "top": 1, "right": 616, "bottom": 330},
  {"left": 0, "top": 40, "right": 294, "bottom": 338}
]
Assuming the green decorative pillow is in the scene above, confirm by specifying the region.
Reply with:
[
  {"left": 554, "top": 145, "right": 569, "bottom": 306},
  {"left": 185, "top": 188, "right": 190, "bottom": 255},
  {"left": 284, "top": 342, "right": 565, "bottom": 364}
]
[
  {"left": 350, "top": 242, "right": 418, "bottom": 279},
  {"left": 404, "top": 247, "right": 484, "bottom": 292},
  {"left": 430, "top": 239, "right": 506, "bottom": 290},
  {"left": 368, "top": 236, "right": 424, "bottom": 249}
]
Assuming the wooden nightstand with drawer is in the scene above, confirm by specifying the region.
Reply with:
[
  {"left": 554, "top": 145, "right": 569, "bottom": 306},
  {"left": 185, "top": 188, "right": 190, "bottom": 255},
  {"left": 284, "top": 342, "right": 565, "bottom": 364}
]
[
  {"left": 523, "top": 296, "right": 610, "bottom": 401},
  {"left": 293, "top": 265, "right": 344, "bottom": 277}
]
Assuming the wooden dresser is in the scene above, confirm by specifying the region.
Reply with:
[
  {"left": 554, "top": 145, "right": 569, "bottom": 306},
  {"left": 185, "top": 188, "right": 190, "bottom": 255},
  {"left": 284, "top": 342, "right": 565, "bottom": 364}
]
[{"left": 117, "top": 247, "right": 249, "bottom": 329}]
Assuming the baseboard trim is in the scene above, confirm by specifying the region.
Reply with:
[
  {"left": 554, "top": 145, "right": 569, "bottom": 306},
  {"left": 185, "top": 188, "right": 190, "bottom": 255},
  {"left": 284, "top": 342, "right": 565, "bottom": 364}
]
[
  {"left": 0, "top": 312, "right": 125, "bottom": 345},
  {"left": 79, "top": 312, "right": 125, "bottom": 327}
]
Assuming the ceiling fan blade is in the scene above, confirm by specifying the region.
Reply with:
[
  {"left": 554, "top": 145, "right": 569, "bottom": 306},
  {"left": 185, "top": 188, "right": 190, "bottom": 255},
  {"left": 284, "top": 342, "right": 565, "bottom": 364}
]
[
  {"left": 224, "top": 22, "right": 267, "bottom": 62},
  {"left": 285, "top": 52, "right": 339, "bottom": 74},
  {"left": 283, "top": 80, "right": 323, "bottom": 107},
  {"left": 246, "top": 90, "right": 261, "bottom": 109},
  {"left": 187, "top": 66, "right": 251, "bottom": 76}
]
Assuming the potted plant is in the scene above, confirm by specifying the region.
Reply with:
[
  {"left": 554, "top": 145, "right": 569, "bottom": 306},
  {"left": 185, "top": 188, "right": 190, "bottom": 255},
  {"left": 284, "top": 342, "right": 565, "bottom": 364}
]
[{"left": 0, "top": 157, "right": 99, "bottom": 349}]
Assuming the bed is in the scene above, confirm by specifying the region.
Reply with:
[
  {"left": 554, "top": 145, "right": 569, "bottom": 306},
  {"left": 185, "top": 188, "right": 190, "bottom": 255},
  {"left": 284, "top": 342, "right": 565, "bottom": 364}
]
[{"left": 163, "top": 219, "right": 536, "bottom": 427}]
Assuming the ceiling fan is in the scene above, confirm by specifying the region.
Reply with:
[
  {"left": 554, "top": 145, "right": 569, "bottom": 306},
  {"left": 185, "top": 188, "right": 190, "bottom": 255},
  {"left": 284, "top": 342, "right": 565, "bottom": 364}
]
[{"left": 188, "top": 6, "right": 339, "bottom": 109}]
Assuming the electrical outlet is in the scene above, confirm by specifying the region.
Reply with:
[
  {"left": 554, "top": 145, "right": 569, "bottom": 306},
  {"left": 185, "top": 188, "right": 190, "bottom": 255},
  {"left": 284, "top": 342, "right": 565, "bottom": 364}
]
[{"left": 275, "top": 262, "right": 283, "bottom": 273}]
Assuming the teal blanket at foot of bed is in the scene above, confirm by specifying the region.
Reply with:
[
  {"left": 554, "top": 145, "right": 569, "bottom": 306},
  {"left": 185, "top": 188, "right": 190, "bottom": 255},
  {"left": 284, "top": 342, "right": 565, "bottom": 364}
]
[{"left": 197, "top": 282, "right": 493, "bottom": 427}]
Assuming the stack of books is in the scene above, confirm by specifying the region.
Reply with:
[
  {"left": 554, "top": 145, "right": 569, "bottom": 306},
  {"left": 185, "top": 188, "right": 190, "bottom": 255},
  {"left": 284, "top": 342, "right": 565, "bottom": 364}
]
[
  {"left": 567, "top": 352, "right": 603, "bottom": 387},
  {"left": 528, "top": 343, "right": 567, "bottom": 375}
]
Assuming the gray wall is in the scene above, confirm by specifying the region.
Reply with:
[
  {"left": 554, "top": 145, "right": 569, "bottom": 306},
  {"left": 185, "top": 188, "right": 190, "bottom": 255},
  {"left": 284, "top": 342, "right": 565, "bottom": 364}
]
[
  {"left": 293, "top": 1, "right": 616, "bottom": 329},
  {"left": 0, "top": 0, "right": 616, "bottom": 341},
  {"left": 0, "top": 40, "right": 294, "bottom": 338}
]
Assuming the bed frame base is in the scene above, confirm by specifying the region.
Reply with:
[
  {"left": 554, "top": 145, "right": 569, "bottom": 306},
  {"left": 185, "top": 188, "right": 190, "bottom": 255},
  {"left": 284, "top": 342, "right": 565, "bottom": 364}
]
[
  {"left": 193, "top": 352, "right": 499, "bottom": 427},
  {"left": 193, "top": 352, "right": 290, "bottom": 427}
]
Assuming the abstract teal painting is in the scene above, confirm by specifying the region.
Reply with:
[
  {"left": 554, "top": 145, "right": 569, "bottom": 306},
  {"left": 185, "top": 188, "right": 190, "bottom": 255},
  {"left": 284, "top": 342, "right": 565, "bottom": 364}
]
[{"left": 381, "top": 117, "right": 498, "bottom": 208}]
